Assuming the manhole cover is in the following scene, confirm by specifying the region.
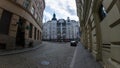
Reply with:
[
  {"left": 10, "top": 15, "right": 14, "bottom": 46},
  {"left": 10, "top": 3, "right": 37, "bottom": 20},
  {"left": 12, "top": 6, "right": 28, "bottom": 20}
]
[{"left": 41, "top": 60, "right": 50, "bottom": 65}]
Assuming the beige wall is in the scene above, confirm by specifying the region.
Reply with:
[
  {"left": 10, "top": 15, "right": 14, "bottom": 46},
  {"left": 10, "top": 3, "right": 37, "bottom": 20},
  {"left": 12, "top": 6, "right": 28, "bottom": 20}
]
[
  {"left": 9, "top": 14, "right": 19, "bottom": 38},
  {"left": 101, "top": 0, "right": 120, "bottom": 67},
  {"left": 0, "top": 0, "right": 45, "bottom": 49},
  {"left": 76, "top": 0, "right": 120, "bottom": 67}
]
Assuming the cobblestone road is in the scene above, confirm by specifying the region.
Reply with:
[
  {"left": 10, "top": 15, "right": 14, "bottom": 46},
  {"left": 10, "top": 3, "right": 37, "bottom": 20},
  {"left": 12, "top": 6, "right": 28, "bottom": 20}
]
[{"left": 0, "top": 42, "right": 75, "bottom": 68}]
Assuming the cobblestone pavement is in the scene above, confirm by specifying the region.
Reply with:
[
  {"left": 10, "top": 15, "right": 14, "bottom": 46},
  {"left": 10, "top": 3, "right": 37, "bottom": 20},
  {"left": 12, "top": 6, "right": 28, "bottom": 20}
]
[{"left": 0, "top": 41, "right": 75, "bottom": 68}]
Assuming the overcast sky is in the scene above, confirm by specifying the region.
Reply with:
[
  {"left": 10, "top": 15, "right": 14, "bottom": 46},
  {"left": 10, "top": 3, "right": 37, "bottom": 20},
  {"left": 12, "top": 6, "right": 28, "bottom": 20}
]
[{"left": 43, "top": 0, "right": 79, "bottom": 23}]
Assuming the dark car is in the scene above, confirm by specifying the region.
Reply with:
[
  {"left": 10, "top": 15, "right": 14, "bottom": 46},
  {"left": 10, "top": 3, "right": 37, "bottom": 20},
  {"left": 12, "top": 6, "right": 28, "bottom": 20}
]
[{"left": 70, "top": 41, "right": 77, "bottom": 46}]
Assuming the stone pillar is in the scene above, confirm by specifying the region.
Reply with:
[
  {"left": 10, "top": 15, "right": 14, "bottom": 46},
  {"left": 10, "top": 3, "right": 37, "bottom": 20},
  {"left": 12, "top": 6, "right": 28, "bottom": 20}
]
[
  {"left": 93, "top": 12, "right": 102, "bottom": 61},
  {"left": 7, "top": 14, "right": 19, "bottom": 49},
  {"left": 40, "top": 31, "right": 42, "bottom": 41},
  {"left": 24, "top": 21, "right": 29, "bottom": 47},
  {"left": 32, "top": 26, "right": 34, "bottom": 40},
  {"left": 25, "top": 21, "right": 29, "bottom": 39},
  {"left": 9, "top": 14, "right": 19, "bottom": 37},
  {"left": 89, "top": 22, "right": 92, "bottom": 52}
]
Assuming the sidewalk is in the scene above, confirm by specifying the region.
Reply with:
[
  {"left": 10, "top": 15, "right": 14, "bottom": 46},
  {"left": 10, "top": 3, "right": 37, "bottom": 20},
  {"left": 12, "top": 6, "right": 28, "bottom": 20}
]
[
  {"left": 70, "top": 43, "right": 103, "bottom": 68},
  {"left": 0, "top": 45, "right": 41, "bottom": 56}
]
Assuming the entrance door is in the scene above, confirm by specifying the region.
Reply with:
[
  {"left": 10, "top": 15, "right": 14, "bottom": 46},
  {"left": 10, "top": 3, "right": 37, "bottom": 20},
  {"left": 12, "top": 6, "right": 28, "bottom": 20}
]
[{"left": 16, "top": 18, "right": 25, "bottom": 47}]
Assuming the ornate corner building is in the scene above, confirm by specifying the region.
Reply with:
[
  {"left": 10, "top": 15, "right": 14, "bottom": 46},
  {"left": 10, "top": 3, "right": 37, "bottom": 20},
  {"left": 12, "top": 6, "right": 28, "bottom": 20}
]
[
  {"left": 0, "top": 0, "right": 45, "bottom": 49},
  {"left": 42, "top": 14, "right": 80, "bottom": 42},
  {"left": 76, "top": 0, "right": 120, "bottom": 68}
]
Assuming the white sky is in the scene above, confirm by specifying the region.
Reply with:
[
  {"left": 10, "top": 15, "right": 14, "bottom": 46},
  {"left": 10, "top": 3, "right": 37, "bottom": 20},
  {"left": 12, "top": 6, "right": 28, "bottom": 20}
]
[{"left": 43, "top": 0, "right": 79, "bottom": 23}]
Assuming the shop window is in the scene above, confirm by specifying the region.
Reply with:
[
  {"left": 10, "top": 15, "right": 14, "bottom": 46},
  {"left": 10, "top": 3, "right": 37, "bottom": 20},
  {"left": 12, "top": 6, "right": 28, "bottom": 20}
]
[{"left": 0, "top": 10, "right": 12, "bottom": 35}]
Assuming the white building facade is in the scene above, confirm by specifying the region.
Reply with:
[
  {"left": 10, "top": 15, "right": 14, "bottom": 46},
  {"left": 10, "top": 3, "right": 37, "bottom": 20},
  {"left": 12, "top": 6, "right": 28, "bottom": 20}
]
[
  {"left": 43, "top": 13, "right": 57, "bottom": 41},
  {"left": 57, "top": 19, "right": 66, "bottom": 41},
  {"left": 66, "top": 17, "right": 80, "bottom": 41},
  {"left": 43, "top": 14, "right": 80, "bottom": 41},
  {"left": 50, "top": 20, "right": 57, "bottom": 40},
  {"left": 43, "top": 21, "right": 50, "bottom": 40}
]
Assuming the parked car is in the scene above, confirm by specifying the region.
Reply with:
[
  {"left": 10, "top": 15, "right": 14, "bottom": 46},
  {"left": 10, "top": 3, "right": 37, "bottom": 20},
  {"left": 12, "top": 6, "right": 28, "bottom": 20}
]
[{"left": 70, "top": 41, "right": 77, "bottom": 46}]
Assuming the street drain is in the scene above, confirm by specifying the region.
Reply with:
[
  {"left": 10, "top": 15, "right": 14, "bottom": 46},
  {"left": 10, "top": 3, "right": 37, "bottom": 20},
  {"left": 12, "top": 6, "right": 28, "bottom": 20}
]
[{"left": 41, "top": 60, "right": 50, "bottom": 65}]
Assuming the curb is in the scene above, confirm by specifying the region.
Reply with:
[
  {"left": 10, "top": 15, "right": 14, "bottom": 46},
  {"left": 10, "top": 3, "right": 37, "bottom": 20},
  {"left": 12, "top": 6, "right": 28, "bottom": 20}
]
[{"left": 0, "top": 45, "right": 41, "bottom": 56}]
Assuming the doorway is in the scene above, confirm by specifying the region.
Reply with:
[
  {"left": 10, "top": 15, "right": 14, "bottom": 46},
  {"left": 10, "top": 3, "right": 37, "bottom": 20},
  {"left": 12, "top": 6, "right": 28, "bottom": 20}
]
[{"left": 16, "top": 17, "right": 25, "bottom": 47}]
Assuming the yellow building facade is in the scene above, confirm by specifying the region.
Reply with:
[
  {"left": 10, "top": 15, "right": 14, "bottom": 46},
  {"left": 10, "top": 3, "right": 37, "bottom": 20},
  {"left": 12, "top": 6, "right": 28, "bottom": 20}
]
[
  {"left": 76, "top": 0, "right": 120, "bottom": 68},
  {"left": 0, "top": 0, "right": 45, "bottom": 49}
]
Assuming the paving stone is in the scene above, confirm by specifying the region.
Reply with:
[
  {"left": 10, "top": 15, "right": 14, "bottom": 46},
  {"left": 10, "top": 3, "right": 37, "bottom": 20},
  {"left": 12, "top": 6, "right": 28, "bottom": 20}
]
[
  {"left": 70, "top": 43, "right": 103, "bottom": 68},
  {"left": 0, "top": 42, "right": 75, "bottom": 68}
]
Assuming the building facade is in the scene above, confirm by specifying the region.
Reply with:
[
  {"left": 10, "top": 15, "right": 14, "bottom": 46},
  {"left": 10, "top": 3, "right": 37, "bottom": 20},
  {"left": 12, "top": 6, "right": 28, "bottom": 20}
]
[
  {"left": 0, "top": 0, "right": 45, "bottom": 49},
  {"left": 76, "top": 0, "right": 120, "bottom": 68},
  {"left": 43, "top": 20, "right": 57, "bottom": 41},
  {"left": 57, "top": 19, "right": 66, "bottom": 41},
  {"left": 43, "top": 13, "right": 57, "bottom": 41},
  {"left": 66, "top": 17, "right": 80, "bottom": 41},
  {"left": 43, "top": 14, "right": 80, "bottom": 42},
  {"left": 42, "top": 21, "right": 50, "bottom": 40}
]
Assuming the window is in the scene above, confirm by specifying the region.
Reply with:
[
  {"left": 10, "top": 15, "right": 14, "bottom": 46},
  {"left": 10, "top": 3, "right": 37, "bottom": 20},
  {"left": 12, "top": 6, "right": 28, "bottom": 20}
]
[
  {"left": 23, "top": 0, "right": 30, "bottom": 9},
  {"left": 35, "top": 13, "right": 37, "bottom": 19},
  {"left": 34, "top": 27, "right": 37, "bottom": 40},
  {"left": 99, "top": 4, "right": 107, "bottom": 20},
  {"left": 62, "top": 23, "right": 66, "bottom": 26},
  {"left": 31, "top": 6, "right": 35, "bottom": 15},
  {"left": 0, "top": 10, "right": 12, "bottom": 35},
  {"left": 37, "top": 30, "right": 39, "bottom": 40},
  {"left": 29, "top": 23, "right": 33, "bottom": 38},
  {"left": 37, "top": 16, "right": 39, "bottom": 22}
]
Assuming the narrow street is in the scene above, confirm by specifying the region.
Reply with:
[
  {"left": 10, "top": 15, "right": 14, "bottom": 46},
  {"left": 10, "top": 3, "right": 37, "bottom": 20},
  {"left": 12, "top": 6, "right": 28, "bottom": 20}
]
[{"left": 0, "top": 42, "right": 75, "bottom": 68}]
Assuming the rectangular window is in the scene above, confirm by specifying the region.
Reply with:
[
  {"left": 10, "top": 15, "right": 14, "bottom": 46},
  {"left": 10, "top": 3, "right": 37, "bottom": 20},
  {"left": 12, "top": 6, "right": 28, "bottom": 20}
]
[
  {"left": 0, "top": 10, "right": 12, "bottom": 34},
  {"left": 37, "top": 30, "right": 39, "bottom": 40},
  {"left": 34, "top": 27, "right": 36, "bottom": 40},
  {"left": 23, "top": 0, "right": 30, "bottom": 9},
  {"left": 29, "top": 23, "right": 33, "bottom": 38},
  {"left": 31, "top": 6, "right": 35, "bottom": 15}
]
